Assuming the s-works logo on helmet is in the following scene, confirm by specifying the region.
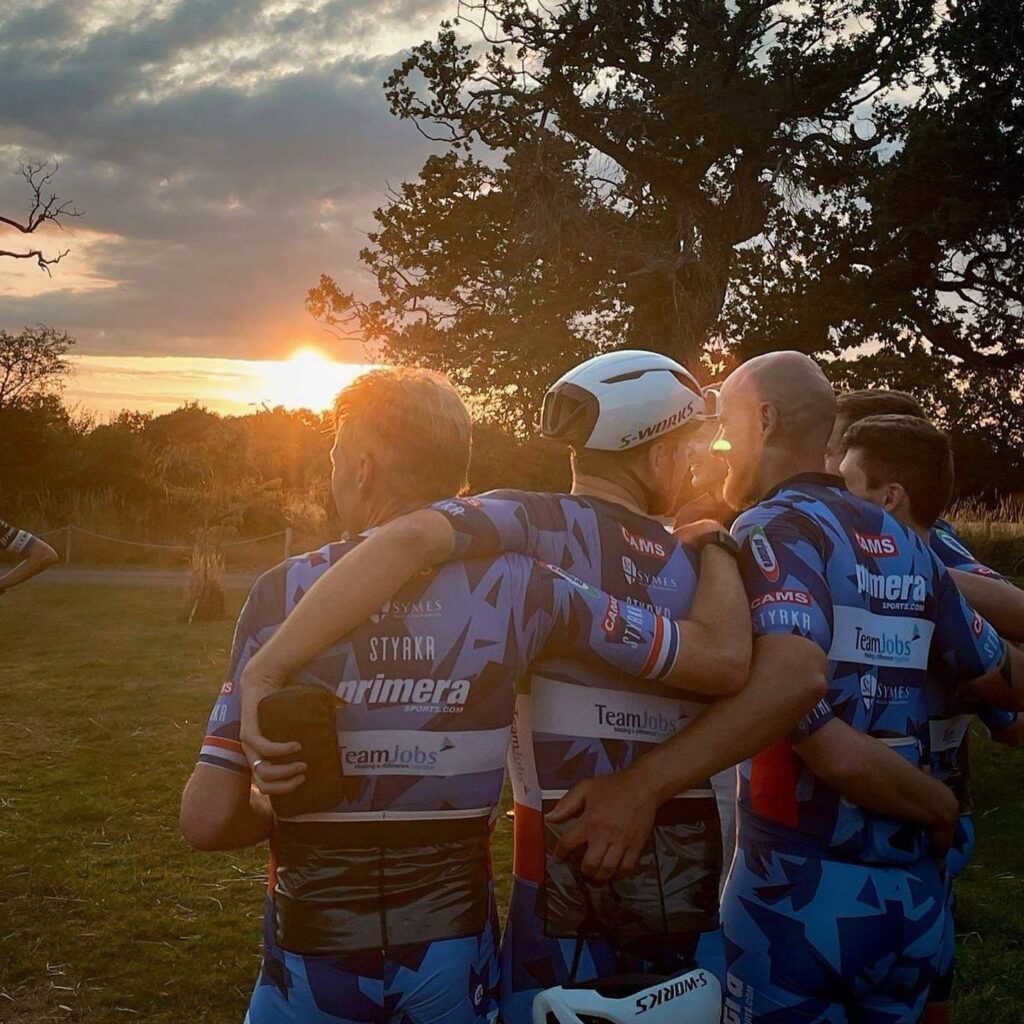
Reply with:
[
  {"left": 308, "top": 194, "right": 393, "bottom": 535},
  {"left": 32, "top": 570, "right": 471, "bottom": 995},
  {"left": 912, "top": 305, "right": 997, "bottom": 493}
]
[
  {"left": 618, "top": 401, "right": 695, "bottom": 448},
  {"left": 635, "top": 971, "right": 709, "bottom": 1013}
]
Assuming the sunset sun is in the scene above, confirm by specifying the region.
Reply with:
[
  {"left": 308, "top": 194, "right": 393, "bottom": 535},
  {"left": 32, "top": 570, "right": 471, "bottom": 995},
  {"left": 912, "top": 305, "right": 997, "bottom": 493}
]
[{"left": 260, "top": 347, "right": 367, "bottom": 412}]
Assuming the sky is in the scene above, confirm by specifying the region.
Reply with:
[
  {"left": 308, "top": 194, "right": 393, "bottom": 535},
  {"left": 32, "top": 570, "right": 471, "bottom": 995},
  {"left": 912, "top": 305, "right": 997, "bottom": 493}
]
[{"left": 0, "top": 0, "right": 452, "bottom": 413}]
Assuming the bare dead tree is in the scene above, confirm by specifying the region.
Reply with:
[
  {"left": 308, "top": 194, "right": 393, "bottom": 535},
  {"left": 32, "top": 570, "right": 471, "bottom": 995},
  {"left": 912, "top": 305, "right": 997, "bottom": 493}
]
[{"left": 0, "top": 160, "right": 83, "bottom": 274}]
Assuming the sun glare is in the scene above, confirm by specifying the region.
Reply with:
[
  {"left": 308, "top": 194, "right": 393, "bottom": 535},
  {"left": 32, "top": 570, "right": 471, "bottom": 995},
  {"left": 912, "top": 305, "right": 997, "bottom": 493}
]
[{"left": 260, "top": 347, "right": 366, "bottom": 412}]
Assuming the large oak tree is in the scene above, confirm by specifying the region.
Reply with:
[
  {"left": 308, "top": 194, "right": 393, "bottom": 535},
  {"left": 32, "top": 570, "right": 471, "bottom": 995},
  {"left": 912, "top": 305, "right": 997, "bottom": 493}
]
[{"left": 311, "top": 0, "right": 1023, "bottom": 441}]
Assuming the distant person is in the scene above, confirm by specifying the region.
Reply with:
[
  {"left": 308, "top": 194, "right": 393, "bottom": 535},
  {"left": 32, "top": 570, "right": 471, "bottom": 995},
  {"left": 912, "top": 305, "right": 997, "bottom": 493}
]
[
  {"left": 180, "top": 367, "right": 747, "bottom": 1024},
  {"left": 824, "top": 388, "right": 927, "bottom": 474},
  {"left": 673, "top": 415, "right": 735, "bottom": 531},
  {"left": 0, "top": 518, "right": 58, "bottom": 594},
  {"left": 837, "top": 413, "right": 1024, "bottom": 1024}
]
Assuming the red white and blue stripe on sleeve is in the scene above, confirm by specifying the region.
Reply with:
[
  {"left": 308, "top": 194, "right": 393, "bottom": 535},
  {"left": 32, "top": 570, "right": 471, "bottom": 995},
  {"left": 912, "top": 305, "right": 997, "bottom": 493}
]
[
  {"left": 197, "top": 568, "right": 283, "bottom": 775},
  {"left": 547, "top": 565, "right": 682, "bottom": 683}
]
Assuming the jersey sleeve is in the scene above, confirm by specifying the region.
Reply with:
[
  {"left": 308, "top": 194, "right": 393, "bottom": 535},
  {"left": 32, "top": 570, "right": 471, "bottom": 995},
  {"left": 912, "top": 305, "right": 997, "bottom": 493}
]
[
  {"left": 930, "top": 566, "right": 1005, "bottom": 683},
  {"left": 977, "top": 701, "right": 1018, "bottom": 737},
  {"left": 930, "top": 519, "right": 1008, "bottom": 582},
  {"left": 531, "top": 563, "right": 681, "bottom": 682},
  {"left": 732, "top": 507, "right": 835, "bottom": 739},
  {"left": 197, "top": 566, "right": 285, "bottom": 775},
  {"left": 0, "top": 517, "right": 37, "bottom": 555},
  {"left": 431, "top": 490, "right": 539, "bottom": 561}
]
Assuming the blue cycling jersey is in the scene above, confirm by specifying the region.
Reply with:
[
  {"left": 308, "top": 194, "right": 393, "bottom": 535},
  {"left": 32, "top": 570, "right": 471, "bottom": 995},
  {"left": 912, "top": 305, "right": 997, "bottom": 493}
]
[
  {"left": 730, "top": 474, "right": 1002, "bottom": 865},
  {"left": 930, "top": 517, "right": 1009, "bottom": 581},
  {"left": 429, "top": 490, "right": 725, "bottom": 1021},
  {"left": 198, "top": 539, "right": 680, "bottom": 1023},
  {"left": 200, "top": 541, "right": 678, "bottom": 816},
  {"left": 924, "top": 518, "right": 1016, "bottom": 812}
]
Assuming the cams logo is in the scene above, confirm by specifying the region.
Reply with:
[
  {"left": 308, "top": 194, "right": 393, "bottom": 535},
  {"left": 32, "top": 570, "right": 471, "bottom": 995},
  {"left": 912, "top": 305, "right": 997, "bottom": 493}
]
[
  {"left": 620, "top": 524, "right": 667, "bottom": 560},
  {"left": 854, "top": 531, "right": 899, "bottom": 558},
  {"left": 621, "top": 556, "right": 678, "bottom": 591},
  {"left": 220, "top": 680, "right": 235, "bottom": 695},
  {"left": 750, "top": 589, "right": 811, "bottom": 611},
  {"left": 619, "top": 401, "right": 695, "bottom": 449},
  {"left": 635, "top": 971, "right": 709, "bottom": 1014},
  {"left": 860, "top": 672, "right": 912, "bottom": 710},
  {"left": 749, "top": 526, "right": 779, "bottom": 583}
]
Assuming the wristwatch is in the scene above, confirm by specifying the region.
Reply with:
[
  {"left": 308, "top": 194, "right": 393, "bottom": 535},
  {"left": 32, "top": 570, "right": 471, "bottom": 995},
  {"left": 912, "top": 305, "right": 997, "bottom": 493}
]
[{"left": 692, "top": 527, "right": 740, "bottom": 560}]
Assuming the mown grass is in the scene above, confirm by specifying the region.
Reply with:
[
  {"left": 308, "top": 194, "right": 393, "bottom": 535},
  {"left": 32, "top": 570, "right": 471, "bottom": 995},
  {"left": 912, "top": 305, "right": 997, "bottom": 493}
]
[{"left": 1, "top": 580, "right": 1021, "bottom": 1022}]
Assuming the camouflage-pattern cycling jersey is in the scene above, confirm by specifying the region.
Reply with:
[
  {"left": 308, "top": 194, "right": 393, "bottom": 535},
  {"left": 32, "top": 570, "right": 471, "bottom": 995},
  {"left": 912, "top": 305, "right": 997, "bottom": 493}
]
[
  {"left": 429, "top": 490, "right": 726, "bottom": 1023},
  {"left": 730, "top": 474, "right": 1002, "bottom": 866},
  {"left": 198, "top": 538, "right": 682, "bottom": 1024}
]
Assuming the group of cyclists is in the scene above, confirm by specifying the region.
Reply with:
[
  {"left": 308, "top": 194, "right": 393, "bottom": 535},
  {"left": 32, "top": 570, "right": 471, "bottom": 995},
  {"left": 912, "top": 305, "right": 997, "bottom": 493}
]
[
  {"left": 4, "top": 347, "right": 1018, "bottom": 1022},
  {"left": 75, "top": 345, "right": 1023, "bottom": 1024}
]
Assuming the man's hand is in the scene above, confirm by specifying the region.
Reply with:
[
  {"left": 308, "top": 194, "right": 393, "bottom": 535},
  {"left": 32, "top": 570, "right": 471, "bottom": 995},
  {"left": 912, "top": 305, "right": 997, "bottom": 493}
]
[
  {"left": 547, "top": 772, "right": 657, "bottom": 884},
  {"left": 238, "top": 653, "right": 306, "bottom": 796}
]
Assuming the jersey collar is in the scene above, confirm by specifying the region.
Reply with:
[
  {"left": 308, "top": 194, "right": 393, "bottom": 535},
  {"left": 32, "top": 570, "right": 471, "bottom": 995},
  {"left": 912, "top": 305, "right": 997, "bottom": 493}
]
[{"left": 762, "top": 472, "right": 846, "bottom": 503}]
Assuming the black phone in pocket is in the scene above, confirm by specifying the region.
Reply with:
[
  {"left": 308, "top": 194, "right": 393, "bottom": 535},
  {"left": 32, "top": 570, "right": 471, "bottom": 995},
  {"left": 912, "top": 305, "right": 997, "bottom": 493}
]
[{"left": 257, "top": 683, "right": 350, "bottom": 818}]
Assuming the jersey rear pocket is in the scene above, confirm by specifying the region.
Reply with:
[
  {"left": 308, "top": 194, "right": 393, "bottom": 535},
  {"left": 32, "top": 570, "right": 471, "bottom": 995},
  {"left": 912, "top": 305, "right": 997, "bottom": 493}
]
[
  {"left": 540, "top": 794, "right": 721, "bottom": 943},
  {"left": 273, "top": 824, "right": 490, "bottom": 954}
]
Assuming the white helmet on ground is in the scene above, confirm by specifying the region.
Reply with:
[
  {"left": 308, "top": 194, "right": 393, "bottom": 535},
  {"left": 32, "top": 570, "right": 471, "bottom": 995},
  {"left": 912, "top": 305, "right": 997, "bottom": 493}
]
[
  {"left": 539, "top": 350, "right": 708, "bottom": 452},
  {"left": 532, "top": 969, "right": 722, "bottom": 1024}
]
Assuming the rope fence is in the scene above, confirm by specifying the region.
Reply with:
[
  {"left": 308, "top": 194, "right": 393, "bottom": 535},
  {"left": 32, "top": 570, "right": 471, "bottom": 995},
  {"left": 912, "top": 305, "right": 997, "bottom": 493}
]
[{"left": 37, "top": 524, "right": 295, "bottom": 564}]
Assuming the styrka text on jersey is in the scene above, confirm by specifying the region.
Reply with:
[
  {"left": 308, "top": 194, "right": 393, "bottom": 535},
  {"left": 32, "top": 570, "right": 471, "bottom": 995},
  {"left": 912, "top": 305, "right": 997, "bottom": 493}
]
[
  {"left": 335, "top": 675, "right": 470, "bottom": 709},
  {"left": 368, "top": 636, "right": 437, "bottom": 662}
]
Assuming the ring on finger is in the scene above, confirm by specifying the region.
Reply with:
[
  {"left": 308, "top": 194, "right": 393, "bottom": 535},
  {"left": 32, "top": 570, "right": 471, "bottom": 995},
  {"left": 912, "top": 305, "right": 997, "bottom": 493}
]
[{"left": 251, "top": 758, "right": 265, "bottom": 770}]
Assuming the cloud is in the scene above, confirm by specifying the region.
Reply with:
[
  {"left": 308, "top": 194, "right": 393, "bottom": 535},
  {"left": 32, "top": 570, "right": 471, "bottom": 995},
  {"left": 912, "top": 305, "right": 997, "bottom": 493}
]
[{"left": 0, "top": 0, "right": 452, "bottom": 361}]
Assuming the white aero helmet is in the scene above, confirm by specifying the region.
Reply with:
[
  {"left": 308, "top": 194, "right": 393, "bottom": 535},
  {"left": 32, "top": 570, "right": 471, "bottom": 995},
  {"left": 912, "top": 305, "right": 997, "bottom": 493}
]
[
  {"left": 532, "top": 969, "right": 722, "bottom": 1024},
  {"left": 540, "top": 350, "right": 707, "bottom": 452}
]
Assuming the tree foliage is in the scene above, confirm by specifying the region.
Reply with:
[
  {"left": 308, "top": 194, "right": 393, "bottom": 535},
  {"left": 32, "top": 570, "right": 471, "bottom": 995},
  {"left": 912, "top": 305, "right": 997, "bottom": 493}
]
[
  {"left": 0, "top": 325, "right": 75, "bottom": 410},
  {"left": 311, "top": 0, "right": 1024, "bottom": 443}
]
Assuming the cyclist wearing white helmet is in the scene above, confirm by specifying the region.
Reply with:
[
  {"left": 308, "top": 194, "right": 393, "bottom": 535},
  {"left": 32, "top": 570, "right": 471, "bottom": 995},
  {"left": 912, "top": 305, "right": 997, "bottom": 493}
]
[{"left": 236, "top": 350, "right": 769, "bottom": 1023}]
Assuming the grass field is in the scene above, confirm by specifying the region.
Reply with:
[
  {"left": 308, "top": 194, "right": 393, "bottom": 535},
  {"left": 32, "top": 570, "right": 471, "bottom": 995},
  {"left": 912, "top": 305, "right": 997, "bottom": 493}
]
[{"left": 1, "top": 580, "right": 1022, "bottom": 1022}]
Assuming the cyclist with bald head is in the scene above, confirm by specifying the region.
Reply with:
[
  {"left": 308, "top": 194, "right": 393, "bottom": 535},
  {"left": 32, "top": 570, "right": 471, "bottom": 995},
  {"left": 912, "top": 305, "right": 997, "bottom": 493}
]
[{"left": 712, "top": 352, "right": 1023, "bottom": 1023}]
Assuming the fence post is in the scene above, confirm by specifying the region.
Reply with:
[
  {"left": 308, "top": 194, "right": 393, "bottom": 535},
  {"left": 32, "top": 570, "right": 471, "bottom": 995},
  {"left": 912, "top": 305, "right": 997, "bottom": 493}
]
[
  {"left": 65, "top": 524, "right": 73, "bottom": 565},
  {"left": 284, "top": 527, "right": 293, "bottom": 560}
]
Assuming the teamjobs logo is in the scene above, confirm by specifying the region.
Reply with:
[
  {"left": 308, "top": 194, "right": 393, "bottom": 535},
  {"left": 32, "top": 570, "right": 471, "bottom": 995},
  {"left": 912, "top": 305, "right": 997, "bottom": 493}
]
[{"left": 342, "top": 735, "right": 456, "bottom": 769}]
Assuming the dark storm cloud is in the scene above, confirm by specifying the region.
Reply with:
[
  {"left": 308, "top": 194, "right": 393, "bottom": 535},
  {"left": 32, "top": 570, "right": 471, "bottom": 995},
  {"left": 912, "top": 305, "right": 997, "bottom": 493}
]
[{"left": 0, "top": 0, "right": 451, "bottom": 359}]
